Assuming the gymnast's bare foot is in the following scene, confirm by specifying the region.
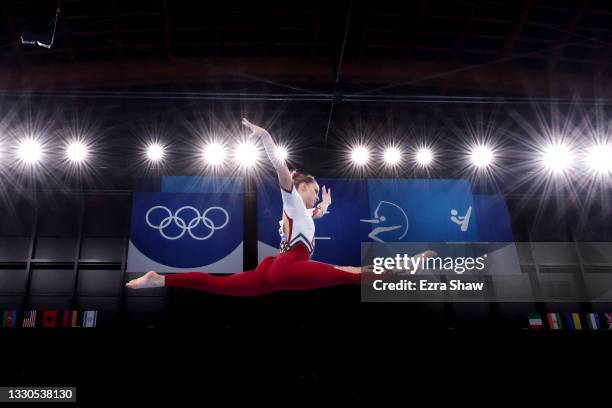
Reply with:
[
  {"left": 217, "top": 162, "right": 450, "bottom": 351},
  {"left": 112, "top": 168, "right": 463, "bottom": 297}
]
[
  {"left": 334, "top": 266, "right": 363, "bottom": 274},
  {"left": 126, "top": 271, "right": 165, "bottom": 289},
  {"left": 359, "top": 250, "right": 439, "bottom": 275}
]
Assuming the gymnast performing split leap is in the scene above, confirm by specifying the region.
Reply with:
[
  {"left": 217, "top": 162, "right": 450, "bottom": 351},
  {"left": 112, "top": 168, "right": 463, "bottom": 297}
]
[{"left": 126, "top": 118, "right": 433, "bottom": 295}]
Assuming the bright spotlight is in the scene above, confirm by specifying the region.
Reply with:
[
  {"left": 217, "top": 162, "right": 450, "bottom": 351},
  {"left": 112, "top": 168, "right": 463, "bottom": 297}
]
[
  {"left": 275, "top": 145, "right": 288, "bottom": 162},
  {"left": 586, "top": 143, "right": 612, "bottom": 175},
  {"left": 470, "top": 145, "right": 494, "bottom": 168},
  {"left": 415, "top": 147, "right": 434, "bottom": 167},
  {"left": 203, "top": 142, "right": 226, "bottom": 166},
  {"left": 351, "top": 146, "right": 370, "bottom": 165},
  {"left": 541, "top": 143, "right": 573, "bottom": 174},
  {"left": 66, "top": 141, "right": 88, "bottom": 163},
  {"left": 146, "top": 143, "right": 165, "bottom": 162},
  {"left": 383, "top": 147, "right": 401, "bottom": 166},
  {"left": 234, "top": 142, "right": 259, "bottom": 167},
  {"left": 16, "top": 139, "right": 43, "bottom": 164}
]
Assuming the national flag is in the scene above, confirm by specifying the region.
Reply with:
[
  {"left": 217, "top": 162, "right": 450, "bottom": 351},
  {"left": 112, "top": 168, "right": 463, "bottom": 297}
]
[
  {"left": 83, "top": 310, "right": 97, "bottom": 328},
  {"left": 62, "top": 311, "right": 79, "bottom": 328},
  {"left": 546, "top": 313, "right": 562, "bottom": 330},
  {"left": 22, "top": 310, "right": 37, "bottom": 327},
  {"left": 42, "top": 310, "right": 58, "bottom": 328},
  {"left": 586, "top": 313, "right": 601, "bottom": 330},
  {"left": 604, "top": 313, "right": 612, "bottom": 330},
  {"left": 2, "top": 310, "right": 17, "bottom": 328},
  {"left": 528, "top": 313, "right": 543, "bottom": 329},
  {"left": 566, "top": 313, "right": 582, "bottom": 330}
]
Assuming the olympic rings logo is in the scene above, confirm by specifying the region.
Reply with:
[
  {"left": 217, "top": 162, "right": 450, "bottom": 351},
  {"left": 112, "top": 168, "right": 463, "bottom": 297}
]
[{"left": 145, "top": 206, "right": 230, "bottom": 240}]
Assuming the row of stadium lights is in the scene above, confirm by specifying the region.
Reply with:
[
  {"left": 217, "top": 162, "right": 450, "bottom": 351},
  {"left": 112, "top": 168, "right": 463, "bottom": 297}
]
[{"left": 6, "top": 138, "right": 612, "bottom": 176}]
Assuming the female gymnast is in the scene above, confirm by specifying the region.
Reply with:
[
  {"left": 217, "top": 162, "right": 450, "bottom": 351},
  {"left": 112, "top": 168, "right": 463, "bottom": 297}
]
[{"left": 126, "top": 118, "right": 432, "bottom": 295}]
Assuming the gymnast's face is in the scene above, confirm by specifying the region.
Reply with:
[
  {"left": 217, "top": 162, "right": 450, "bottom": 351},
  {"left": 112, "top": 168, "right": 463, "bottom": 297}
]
[{"left": 298, "top": 181, "right": 320, "bottom": 209}]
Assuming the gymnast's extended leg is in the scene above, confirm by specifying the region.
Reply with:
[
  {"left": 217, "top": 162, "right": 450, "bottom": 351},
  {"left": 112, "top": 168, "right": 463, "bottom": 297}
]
[{"left": 126, "top": 256, "right": 276, "bottom": 296}]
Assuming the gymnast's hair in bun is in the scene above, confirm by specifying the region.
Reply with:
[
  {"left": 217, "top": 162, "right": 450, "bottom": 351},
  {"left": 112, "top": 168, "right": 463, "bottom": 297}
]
[{"left": 290, "top": 170, "right": 315, "bottom": 187}]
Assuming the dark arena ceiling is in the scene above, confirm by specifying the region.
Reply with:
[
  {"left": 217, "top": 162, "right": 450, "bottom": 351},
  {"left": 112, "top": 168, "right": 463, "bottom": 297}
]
[
  {"left": 3, "top": 0, "right": 612, "bottom": 92},
  {"left": 0, "top": 0, "right": 611, "bottom": 194}
]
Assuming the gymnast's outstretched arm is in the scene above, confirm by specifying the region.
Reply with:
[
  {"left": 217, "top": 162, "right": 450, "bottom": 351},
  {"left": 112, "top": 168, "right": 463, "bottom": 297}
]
[{"left": 241, "top": 118, "right": 293, "bottom": 192}]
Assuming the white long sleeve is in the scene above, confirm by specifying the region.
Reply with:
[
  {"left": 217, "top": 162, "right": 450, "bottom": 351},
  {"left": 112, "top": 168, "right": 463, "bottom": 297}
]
[{"left": 258, "top": 132, "right": 284, "bottom": 171}]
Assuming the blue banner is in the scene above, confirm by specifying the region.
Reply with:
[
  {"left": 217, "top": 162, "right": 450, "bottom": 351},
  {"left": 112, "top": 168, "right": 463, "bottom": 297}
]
[
  {"left": 366, "top": 179, "right": 480, "bottom": 242},
  {"left": 472, "top": 194, "right": 514, "bottom": 242},
  {"left": 258, "top": 178, "right": 513, "bottom": 266},
  {"left": 162, "top": 176, "right": 244, "bottom": 195},
  {"left": 127, "top": 177, "right": 244, "bottom": 273}
]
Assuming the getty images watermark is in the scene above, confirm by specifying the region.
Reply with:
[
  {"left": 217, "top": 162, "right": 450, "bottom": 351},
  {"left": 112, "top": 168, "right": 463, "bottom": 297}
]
[
  {"left": 360, "top": 242, "right": 502, "bottom": 302},
  {"left": 370, "top": 249, "right": 487, "bottom": 293},
  {"left": 361, "top": 242, "right": 612, "bottom": 303}
]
